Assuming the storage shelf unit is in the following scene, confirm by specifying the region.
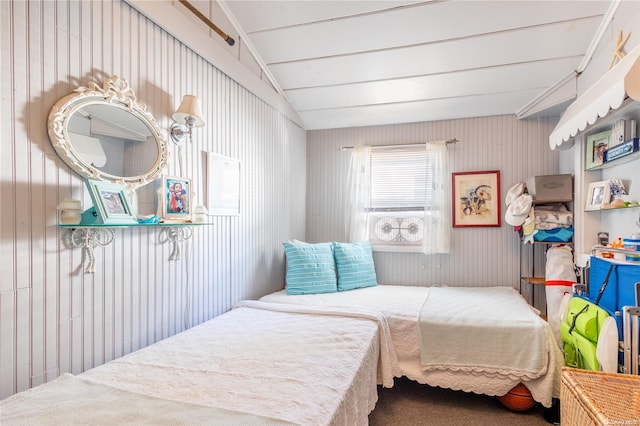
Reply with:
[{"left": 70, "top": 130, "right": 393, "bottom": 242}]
[{"left": 518, "top": 193, "right": 574, "bottom": 313}]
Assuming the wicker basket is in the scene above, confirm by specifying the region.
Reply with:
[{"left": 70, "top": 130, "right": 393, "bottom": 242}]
[{"left": 561, "top": 367, "right": 640, "bottom": 425}]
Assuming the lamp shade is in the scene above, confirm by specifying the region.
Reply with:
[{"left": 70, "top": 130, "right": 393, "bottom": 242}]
[{"left": 172, "top": 95, "right": 205, "bottom": 127}]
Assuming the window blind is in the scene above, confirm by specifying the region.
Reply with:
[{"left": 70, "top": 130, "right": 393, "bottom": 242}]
[{"left": 369, "top": 145, "right": 432, "bottom": 210}]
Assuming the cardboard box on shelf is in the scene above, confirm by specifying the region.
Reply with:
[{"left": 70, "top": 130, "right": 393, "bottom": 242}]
[{"left": 526, "top": 174, "right": 572, "bottom": 203}]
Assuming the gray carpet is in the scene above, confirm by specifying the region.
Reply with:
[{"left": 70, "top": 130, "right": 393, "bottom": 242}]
[{"left": 369, "top": 377, "right": 552, "bottom": 425}]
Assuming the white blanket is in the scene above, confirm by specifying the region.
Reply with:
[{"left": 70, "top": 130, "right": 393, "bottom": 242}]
[
  {"left": 2, "top": 303, "right": 382, "bottom": 426},
  {"left": 1, "top": 374, "right": 295, "bottom": 425},
  {"left": 259, "top": 285, "right": 563, "bottom": 407},
  {"left": 234, "top": 300, "right": 399, "bottom": 387},
  {"left": 418, "top": 286, "right": 548, "bottom": 378}
]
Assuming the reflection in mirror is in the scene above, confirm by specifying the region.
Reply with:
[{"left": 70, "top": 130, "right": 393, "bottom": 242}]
[
  {"left": 67, "top": 104, "right": 159, "bottom": 177},
  {"left": 48, "top": 76, "right": 168, "bottom": 193}
]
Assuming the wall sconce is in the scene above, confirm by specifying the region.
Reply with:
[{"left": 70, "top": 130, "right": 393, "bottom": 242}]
[{"left": 169, "top": 95, "right": 205, "bottom": 145}]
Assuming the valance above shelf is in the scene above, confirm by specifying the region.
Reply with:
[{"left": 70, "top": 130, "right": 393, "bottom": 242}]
[{"left": 549, "top": 43, "right": 640, "bottom": 150}]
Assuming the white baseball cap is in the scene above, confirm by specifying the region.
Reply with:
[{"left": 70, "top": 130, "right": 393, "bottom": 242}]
[
  {"left": 505, "top": 182, "right": 525, "bottom": 207},
  {"left": 505, "top": 194, "right": 532, "bottom": 226}
]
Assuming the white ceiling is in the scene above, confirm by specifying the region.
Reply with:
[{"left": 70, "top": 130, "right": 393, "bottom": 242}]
[{"left": 217, "top": 1, "right": 614, "bottom": 130}]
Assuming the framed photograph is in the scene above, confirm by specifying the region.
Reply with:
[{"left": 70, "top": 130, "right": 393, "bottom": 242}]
[
  {"left": 159, "top": 176, "right": 192, "bottom": 222},
  {"left": 452, "top": 170, "right": 501, "bottom": 227},
  {"left": 585, "top": 130, "right": 611, "bottom": 170},
  {"left": 207, "top": 152, "right": 240, "bottom": 215},
  {"left": 85, "top": 179, "right": 138, "bottom": 225},
  {"left": 585, "top": 180, "right": 611, "bottom": 211}
]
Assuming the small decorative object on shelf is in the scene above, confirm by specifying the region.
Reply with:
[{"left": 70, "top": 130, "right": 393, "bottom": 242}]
[
  {"left": 608, "top": 178, "right": 627, "bottom": 198},
  {"left": 193, "top": 205, "right": 209, "bottom": 223},
  {"left": 604, "top": 138, "right": 639, "bottom": 163},
  {"left": 137, "top": 214, "right": 161, "bottom": 224},
  {"left": 598, "top": 232, "right": 609, "bottom": 246},
  {"left": 57, "top": 198, "right": 83, "bottom": 225}
]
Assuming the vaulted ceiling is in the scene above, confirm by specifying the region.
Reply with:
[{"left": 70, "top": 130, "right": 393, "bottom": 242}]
[{"left": 213, "top": 1, "right": 615, "bottom": 130}]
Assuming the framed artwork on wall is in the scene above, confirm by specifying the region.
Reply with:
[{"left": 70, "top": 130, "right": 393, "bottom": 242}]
[
  {"left": 207, "top": 152, "right": 240, "bottom": 215},
  {"left": 85, "top": 179, "right": 138, "bottom": 225},
  {"left": 452, "top": 170, "right": 501, "bottom": 227},
  {"left": 585, "top": 130, "right": 611, "bottom": 170},
  {"left": 159, "top": 175, "right": 192, "bottom": 222},
  {"left": 585, "top": 180, "right": 611, "bottom": 211}
]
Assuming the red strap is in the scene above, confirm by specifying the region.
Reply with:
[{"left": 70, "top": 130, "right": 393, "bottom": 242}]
[{"left": 545, "top": 280, "right": 574, "bottom": 286}]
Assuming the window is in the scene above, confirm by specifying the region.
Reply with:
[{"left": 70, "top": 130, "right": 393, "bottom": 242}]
[
  {"left": 346, "top": 142, "right": 450, "bottom": 254},
  {"left": 367, "top": 145, "right": 428, "bottom": 252}
]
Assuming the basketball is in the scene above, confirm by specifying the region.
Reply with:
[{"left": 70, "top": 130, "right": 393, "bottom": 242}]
[{"left": 497, "top": 383, "right": 536, "bottom": 412}]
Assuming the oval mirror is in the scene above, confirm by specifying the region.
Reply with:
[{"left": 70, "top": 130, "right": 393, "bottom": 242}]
[{"left": 48, "top": 75, "right": 168, "bottom": 191}]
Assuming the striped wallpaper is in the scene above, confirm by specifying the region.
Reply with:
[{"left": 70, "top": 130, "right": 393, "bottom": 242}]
[
  {"left": 0, "top": 0, "right": 305, "bottom": 399},
  {"left": 306, "top": 116, "right": 561, "bottom": 302}
]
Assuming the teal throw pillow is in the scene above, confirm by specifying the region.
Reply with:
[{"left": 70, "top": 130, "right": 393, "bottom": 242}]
[
  {"left": 283, "top": 242, "right": 337, "bottom": 295},
  {"left": 333, "top": 241, "right": 378, "bottom": 291}
]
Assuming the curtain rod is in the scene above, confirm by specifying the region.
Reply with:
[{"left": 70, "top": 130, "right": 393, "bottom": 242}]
[
  {"left": 179, "top": 0, "right": 235, "bottom": 46},
  {"left": 339, "top": 138, "right": 458, "bottom": 151}
]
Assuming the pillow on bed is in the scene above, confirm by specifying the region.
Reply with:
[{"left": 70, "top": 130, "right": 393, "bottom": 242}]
[
  {"left": 333, "top": 241, "right": 378, "bottom": 291},
  {"left": 283, "top": 242, "right": 337, "bottom": 295}
]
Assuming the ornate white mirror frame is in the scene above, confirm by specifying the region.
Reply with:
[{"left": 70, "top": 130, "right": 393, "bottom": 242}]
[{"left": 48, "top": 75, "right": 168, "bottom": 191}]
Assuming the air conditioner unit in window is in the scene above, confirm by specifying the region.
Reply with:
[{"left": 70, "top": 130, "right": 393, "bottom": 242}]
[{"left": 368, "top": 212, "right": 425, "bottom": 251}]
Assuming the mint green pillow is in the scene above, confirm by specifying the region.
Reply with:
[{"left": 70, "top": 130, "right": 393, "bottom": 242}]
[
  {"left": 283, "top": 242, "right": 337, "bottom": 295},
  {"left": 333, "top": 241, "right": 378, "bottom": 291}
]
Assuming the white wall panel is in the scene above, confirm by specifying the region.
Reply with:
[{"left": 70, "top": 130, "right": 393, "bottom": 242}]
[
  {"left": 0, "top": 0, "right": 305, "bottom": 399},
  {"left": 307, "top": 115, "right": 559, "bottom": 310}
]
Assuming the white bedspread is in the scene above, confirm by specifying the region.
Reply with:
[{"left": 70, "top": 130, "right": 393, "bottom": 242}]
[
  {"left": 1, "top": 374, "right": 295, "bottom": 425},
  {"left": 1, "top": 302, "right": 383, "bottom": 426},
  {"left": 419, "top": 287, "right": 547, "bottom": 378},
  {"left": 259, "top": 285, "right": 563, "bottom": 407},
  {"left": 235, "top": 300, "right": 399, "bottom": 387}
]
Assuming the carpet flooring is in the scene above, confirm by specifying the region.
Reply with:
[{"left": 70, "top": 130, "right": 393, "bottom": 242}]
[{"left": 369, "top": 377, "right": 552, "bottom": 426}]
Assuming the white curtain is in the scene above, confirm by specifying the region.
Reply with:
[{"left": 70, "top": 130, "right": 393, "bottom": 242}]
[
  {"left": 423, "top": 141, "right": 451, "bottom": 254},
  {"left": 345, "top": 145, "right": 371, "bottom": 242}
]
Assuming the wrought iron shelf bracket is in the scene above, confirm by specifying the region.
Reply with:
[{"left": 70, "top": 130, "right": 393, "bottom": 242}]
[{"left": 61, "top": 222, "right": 209, "bottom": 273}]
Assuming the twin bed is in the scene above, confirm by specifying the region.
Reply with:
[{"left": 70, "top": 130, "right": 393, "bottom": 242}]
[
  {"left": 2, "top": 278, "right": 562, "bottom": 424},
  {"left": 2, "top": 301, "right": 394, "bottom": 425},
  {"left": 261, "top": 284, "right": 563, "bottom": 407}
]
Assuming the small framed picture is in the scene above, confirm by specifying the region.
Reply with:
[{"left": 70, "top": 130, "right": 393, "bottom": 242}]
[
  {"left": 159, "top": 176, "right": 192, "bottom": 222},
  {"left": 585, "top": 130, "right": 611, "bottom": 170},
  {"left": 585, "top": 180, "right": 611, "bottom": 211},
  {"left": 85, "top": 179, "right": 138, "bottom": 225}
]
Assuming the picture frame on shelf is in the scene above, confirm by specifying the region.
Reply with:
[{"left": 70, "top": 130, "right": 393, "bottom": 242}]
[
  {"left": 159, "top": 175, "right": 192, "bottom": 222},
  {"left": 452, "top": 170, "right": 500, "bottom": 227},
  {"left": 85, "top": 179, "right": 138, "bottom": 225},
  {"left": 585, "top": 180, "right": 611, "bottom": 211},
  {"left": 585, "top": 130, "right": 611, "bottom": 170}
]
